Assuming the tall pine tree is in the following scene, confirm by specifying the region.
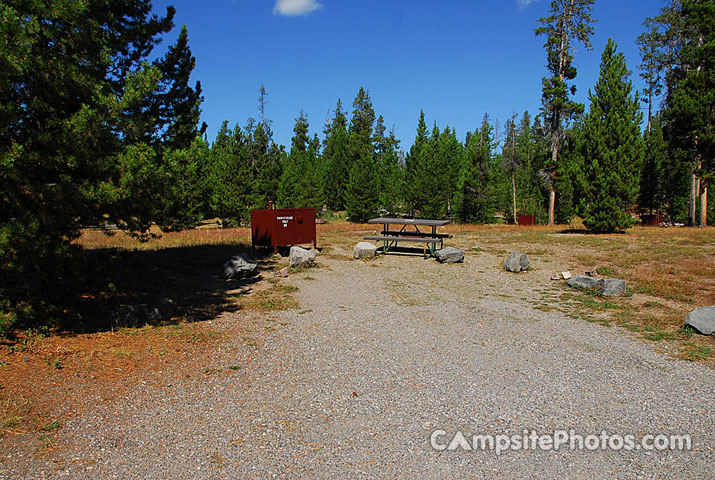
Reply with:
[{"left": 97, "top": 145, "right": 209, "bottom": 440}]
[
  {"left": 345, "top": 88, "right": 378, "bottom": 222},
  {"left": 536, "top": 0, "right": 595, "bottom": 225},
  {"left": 580, "top": 40, "right": 644, "bottom": 233}
]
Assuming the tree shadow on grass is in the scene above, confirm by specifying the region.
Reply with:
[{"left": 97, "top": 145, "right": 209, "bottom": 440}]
[{"left": 68, "top": 243, "right": 281, "bottom": 334}]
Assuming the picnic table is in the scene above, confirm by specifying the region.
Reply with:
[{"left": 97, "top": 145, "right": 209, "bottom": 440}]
[{"left": 364, "top": 217, "right": 452, "bottom": 257}]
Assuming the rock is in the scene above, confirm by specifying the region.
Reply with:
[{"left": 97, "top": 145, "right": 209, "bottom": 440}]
[
  {"left": 504, "top": 251, "right": 530, "bottom": 273},
  {"left": 289, "top": 246, "right": 316, "bottom": 267},
  {"left": 685, "top": 306, "right": 715, "bottom": 335},
  {"left": 567, "top": 275, "right": 599, "bottom": 290},
  {"left": 550, "top": 274, "right": 560, "bottom": 281},
  {"left": 273, "top": 267, "right": 289, "bottom": 278},
  {"left": 354, "top": 242, "right": 377, "bottom": 259},
  {"left": 599, "top": 278, "right": 626, "bottom": 297},
  {"left": 221, "top": 252, "right": 258, "bottom": 279},
  {"left": 435, "top": 246, "right": 464, "bottom": 263},
  {"left": 561, "top": 271, "right": 572, "bottom": 280},
  {"left": 567, "top": 276, "right": 626, "bottom": 296},
  {"left": 113, "top": 298, "right": 175, "bottom": 328}
]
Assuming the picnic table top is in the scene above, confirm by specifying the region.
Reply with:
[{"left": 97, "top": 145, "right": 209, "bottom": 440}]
[{"left": 367, "top": 217, "right": 451, "bottom": 227}]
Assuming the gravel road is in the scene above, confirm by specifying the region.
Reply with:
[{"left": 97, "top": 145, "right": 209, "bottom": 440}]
[{"left": 6, "top": 252, "right": 714, "bottom": 479}]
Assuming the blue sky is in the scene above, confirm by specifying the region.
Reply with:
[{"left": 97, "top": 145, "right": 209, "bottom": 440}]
[{"left": 151, "top": 0, "right": 662, "bottom": 150}]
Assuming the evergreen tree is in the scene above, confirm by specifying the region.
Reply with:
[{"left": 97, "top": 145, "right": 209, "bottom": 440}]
[
  {"left": 278, "top": 111, "right": 310, "bottom": 208},
  {"left": 345, "top": 88, "right": 378, "bottom": 222},
  {"left": 374, "top": 117, "right": 404, "bottom": 215},
  {"left": 501, "top": 114, "right": 521, "bottom": 224},
  {"left": 207, "top": 122, "right": 252, "bottom": 226},
  {"left": 156, "top": 25, "right": 207, "bottom": 150},
  {"left": 536, "top": 0, "right": 595, "bottom": 225},
  {"left": 515, "top": 111, "right": 547, "bottom": 221},
  {"left": 404, "top": 110, "right": 430, "bottom": 216},
  {"left": 580, "top": 40, "right": 644, "bottom": 233},
  {"left": 664, "top": 0, "right": 714, "bottom": 227},
  {"left": 249, "top": 121, "right": 284, "bottom": 209},
  {"left": 321, "top": 100, "right": 350, "bottom": 209},
  {"left": 455, "top": 115, "right": 496, "bottom": 223},
  {"left": 0, "top": 0, "right": 204, "bottom": 331},
  {"left": 638, "top": 116, "right": 667, "bottom": 215},
  {"left": 158, "top": 137, "right": 210, "bottom": 230}
]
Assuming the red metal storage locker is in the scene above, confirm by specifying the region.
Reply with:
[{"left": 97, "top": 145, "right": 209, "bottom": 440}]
[{"left": 251, "top": 207, "right": 317, "bottom": 253}]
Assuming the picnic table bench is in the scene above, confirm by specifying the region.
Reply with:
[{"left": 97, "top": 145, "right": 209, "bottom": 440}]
[{"left": 365, "top": 217, "right": 452, "bottom": 257}]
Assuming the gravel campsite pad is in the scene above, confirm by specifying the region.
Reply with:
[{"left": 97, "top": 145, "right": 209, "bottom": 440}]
[{"left": 2, "top": 252, "right": 714, "bottom": 478}]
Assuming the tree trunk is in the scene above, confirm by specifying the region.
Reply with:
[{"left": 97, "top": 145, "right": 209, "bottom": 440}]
[
  {"left": 700, "top": 183, "right": 708, "bottom": 228},
  {"left": 689, "top": 170, "right": 697, "bottom": 227},
  {"left": 548, "top": 189, "right": 555, "bottom": 226},
  {"left": 512, "top": 173, "right": 517, "bottom": 226}
]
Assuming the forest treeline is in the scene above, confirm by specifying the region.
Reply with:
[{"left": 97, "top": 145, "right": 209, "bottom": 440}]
[{"left": 1, "top": 0, "right": 713, "bottom": 332}]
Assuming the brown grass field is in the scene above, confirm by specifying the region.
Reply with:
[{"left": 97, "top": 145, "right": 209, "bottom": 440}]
[{"left": 1, "top": 220, "right": 714, "bottom": 450}]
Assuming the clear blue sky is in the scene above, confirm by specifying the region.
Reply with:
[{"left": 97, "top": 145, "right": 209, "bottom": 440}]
[{"left": 151, "top": 0, "right": 661, "bottom": 151}]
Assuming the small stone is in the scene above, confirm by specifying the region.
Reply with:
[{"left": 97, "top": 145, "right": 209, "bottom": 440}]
[
  {"left": 435, "top": 246, "right": 464, "bottom": 263},
  {"left": 550, "top": 274, "right": 560, "bottom": 281},
  {"left": 684, "top": 306, "right": 715, "bottom": 335},
  {"left": 504, "top": 251, "right": 530, "bottom": 273},
  {"left": 561, "top": 271, "right": 572, "bottom": 280},
  {"left": 353, "top": 242, "right": 378, "bottom": 259}
]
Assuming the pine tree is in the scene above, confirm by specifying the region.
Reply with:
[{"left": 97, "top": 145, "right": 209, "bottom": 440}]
[
  {"left": 664, "top": 0, "right": 714, "bottom": 228},
  {"left": 157, "top": 25, "right": 207, "bottom": 150},
  {"left": 278, "top": 112, "right": 310, "bottom": 208},
  {"left": 374, "top": 117, "right": 404, "bottom": 215},
  {"left": 536, "top": 0, "right": 595, "bottom": 225},
  {"left": 0, "top": 0, "right": 192, "bottom": 331},
  {"left": 207, "top": 122, "right": 252, "bottom": 226},
  {"left": 501, "top": 114, "right": 521, "bottom": 224},
  {"left": 404, "top": 110, "right": 430, "bottom": 216},
  {"left": 345, "top": 88, "right": 378, "bottom": 222},
  {"left": 638, "top": 116, "right": 667, "bottom": 215},
  {"left": 455, "top": 115, "right": 496, "bottom": 223},
  {"left": 321, "top": 100, "right": 350, "bottom": 209},
  {"left": 580, "top": 40, "right": 644, "bottom": 233}
]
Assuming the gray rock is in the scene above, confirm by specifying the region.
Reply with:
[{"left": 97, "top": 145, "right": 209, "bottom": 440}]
[
  {"left": 354, "top": 242, "right": 378, "bottom": 259},
  {"left": 599, "top": 278, "right": 626, "bottom": 297},
  {"left": 567, "top": 275, "right": 599, "bottom": 290},
  {"left": 435, "top": 246, "right": 464, "bottom": 263},
  {"left": 567, "top": 276, "right": 626, "bottom": 296},
  {"left": 221, "top": 252, "right": 258, "bottom": 279},
  {"left": 289, "top": 246, "right": 317, "bottom": 267},
  {"left": 113, "top": 298, "right": 176, "bottom": 328},
  {"left": 274, "top": 267, "right": 289, "bottom": 278},
  {"left": 685, "top": 306, "right": 715, "bottom": 335},
  {"left": 504, "top": 251, "right": 530, "bottom": 273}
]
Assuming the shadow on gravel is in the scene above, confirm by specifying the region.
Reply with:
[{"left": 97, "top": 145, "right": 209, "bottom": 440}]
[{"left": 64, "top": 244, "right": 281, "bottom": 335}]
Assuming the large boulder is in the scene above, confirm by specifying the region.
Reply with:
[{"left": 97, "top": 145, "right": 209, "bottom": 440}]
[
  {"left": 221, "top": 252, "right": 258, "bottom": 279},
  {"left": 113, "top": 298, "right": 176, "bottom": 328},
  {"left": 599, "top": 278, "right": 626, "bottom": 297},
  {"left": 289, "top": 246, "right": 317, "bottom": 267},
  {"left": 567, "top": 275, "right": 599, "bottom": 290},
  {"left": 354, "top": 242, "right": 377, "bottom": 259},
  {"left": 504, "top": 251, "right": 530, "bottom": 273},
  {"left": 685, "top": 306, "right": 715, "bottom": 335},
  {"left": 435, "top": 246, "right": 464, "bottom": 264}
]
